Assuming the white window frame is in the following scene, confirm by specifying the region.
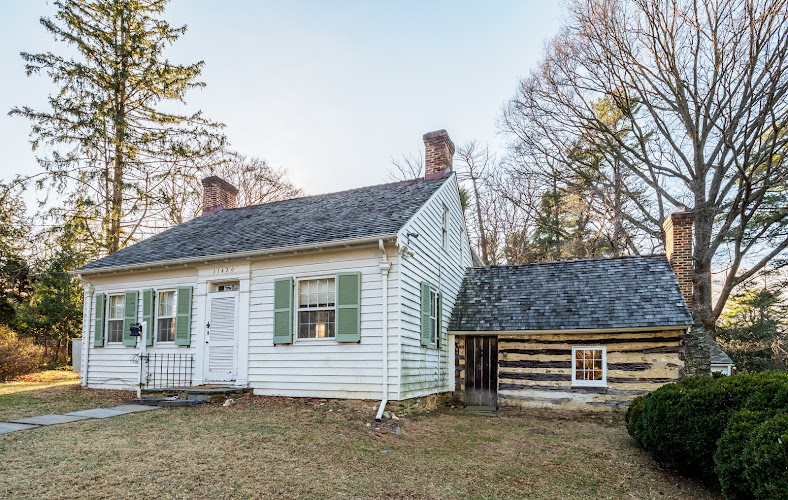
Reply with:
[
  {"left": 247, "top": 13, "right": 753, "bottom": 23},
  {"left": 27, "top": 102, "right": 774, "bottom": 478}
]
[
  {"left": 294, "top": 275, "right": 337, "bottom": 342},
  {"left": 441, "top": 204, "right": 449, "bottom": 251},
  {"left": 106, "top": 294, "right": 125, "bottom": 344},
  {"left": 571, "top": 346, "right": 607, "bottom": 387},
  {"left": 155, "top": 289, "right": 177, "bottom": 344},
  {"left": 429, "top": 289, "right": 439, "bottom": 346}
]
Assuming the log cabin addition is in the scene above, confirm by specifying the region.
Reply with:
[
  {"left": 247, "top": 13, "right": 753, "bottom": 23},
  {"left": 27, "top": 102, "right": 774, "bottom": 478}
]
[
  {"left": 449, "top": 258, "right": 694, "bottom": 412},
  {"left": 448, "top": 211, "right": 732, "bottom": 413}
]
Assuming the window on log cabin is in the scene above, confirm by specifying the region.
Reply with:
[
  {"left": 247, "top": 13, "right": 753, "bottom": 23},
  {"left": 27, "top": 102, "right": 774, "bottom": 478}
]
[{"left": 571, "top": 346, "right": 607, "bottom": 387}]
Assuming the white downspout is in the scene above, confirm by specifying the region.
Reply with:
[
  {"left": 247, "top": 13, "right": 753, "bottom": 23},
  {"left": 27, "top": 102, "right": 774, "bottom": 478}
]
[{"left": 376, "top": 239, "right": 391, "bottom": 421}]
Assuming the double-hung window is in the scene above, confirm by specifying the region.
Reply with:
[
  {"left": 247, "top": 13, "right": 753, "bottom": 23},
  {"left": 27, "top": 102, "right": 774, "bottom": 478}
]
[
  {"left": 157, "top": 290, "right": 176, "bottom": 342},
  {"left": 297, "top": 278, "right": 336, "bottom": 339},
  {"left": 571, "top": 346, "right": 607, "bottom": 387},
  {"left": 107, "top": 294, "right": 125, "bottom": 343}
]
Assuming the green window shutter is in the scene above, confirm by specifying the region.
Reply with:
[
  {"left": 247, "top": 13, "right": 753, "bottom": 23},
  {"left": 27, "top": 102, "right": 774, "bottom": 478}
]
[
  {"left": 336, "top": 272, "right": 361, "bottom": 343},
  {"left": 175, "top": 286, "right": 193, "bottom": 346},
  {"left": 142, "top": 289, "right": 154, "bottom": 346},
  {"left": 273, "top": 277, "right": 293, "bottom": 344},
  {"left": 122, "top": 290, "right": 139, "bottom": 346},
  {"left": 420, "top": 281, "right": 431, "bottom": 346},
  {"left": 94, "top": 293, "right": 106, "bottom": 347},
  {"left": 436, "top": 291, "right": 442, "bottom": 349}
]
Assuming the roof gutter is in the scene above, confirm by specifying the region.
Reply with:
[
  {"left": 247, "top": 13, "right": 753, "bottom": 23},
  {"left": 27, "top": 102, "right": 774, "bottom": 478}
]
[
  {"left": 70, "top": 234, "right": 398, "bottom": 277},
  {"left": 449, "top": 325, "right": 693, "bottom": 336}
]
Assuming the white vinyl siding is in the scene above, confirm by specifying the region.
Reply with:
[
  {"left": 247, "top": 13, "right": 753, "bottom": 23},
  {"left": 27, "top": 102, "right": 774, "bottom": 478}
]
[
  {"left": 248, "top": 247, "right": 400, "bottom": 399},
  {"left": 398, "top": 175, "right": 472, "bottom": 399},
  {"left": 83, "top": 268, "right": 199, "bottom": 390}
]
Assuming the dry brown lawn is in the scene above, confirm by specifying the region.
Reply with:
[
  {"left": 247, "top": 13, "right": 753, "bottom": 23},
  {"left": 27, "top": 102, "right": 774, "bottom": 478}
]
[
  {"left": 0, "top": 371, "right": 130, "bottom": 422},
  {"left": 0, "top": 374, "right": 719, "bottom": 499}
]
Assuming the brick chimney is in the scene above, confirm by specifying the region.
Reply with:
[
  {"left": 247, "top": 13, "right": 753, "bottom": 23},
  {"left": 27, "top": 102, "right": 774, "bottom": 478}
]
[
  {"left": 663, "top": 209, "right": 695, "bottom": 307},
  {"left": 202, "top": 175, "right": 239, "bottom": 216},
  {"left": 423, "top": 129, "right": 455, "bottom": 180}
]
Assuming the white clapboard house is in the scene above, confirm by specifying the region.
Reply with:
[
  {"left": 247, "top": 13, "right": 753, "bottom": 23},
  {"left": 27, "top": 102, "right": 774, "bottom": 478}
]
[
  {"left": 75, "top": 128, "right": 732, "bottom": 414},
  {"left": 74, "top": 130, "right": 471, "bottom": 415}
]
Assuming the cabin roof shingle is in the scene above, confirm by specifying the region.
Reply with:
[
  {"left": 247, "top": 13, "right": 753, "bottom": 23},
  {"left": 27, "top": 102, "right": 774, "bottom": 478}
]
[
  {"left": 448, "top": 256, "right": 693, "bottom": 332},
  {"left": 78, "top": 176, "right": 449, "bottom": 272}
]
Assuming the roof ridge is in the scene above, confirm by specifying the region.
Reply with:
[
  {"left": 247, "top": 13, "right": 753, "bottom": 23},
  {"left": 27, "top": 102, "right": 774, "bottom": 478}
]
[
  {"left": 217, "top": 174, "right": 451, "bottom": 214},
  {"left": 469, "top": 254, "right": 668, "bottom": 270}
]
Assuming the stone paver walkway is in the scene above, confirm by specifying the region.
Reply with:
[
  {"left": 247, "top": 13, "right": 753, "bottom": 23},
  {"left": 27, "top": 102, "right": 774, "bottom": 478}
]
[
  {"left": 11, "top": 414, "right": 91, "bottom": 426},
  {"left": 0, "top": 422, "right": 37, "bottom": 434},
  {"left": 0, "top": 404, "right": 161, "bottom": 435}
]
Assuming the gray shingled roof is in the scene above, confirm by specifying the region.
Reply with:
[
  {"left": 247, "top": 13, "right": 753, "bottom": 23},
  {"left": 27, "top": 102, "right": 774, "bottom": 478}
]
[
  {"left": 449, "top": 256, "right": 693, "bottom": 332},
  {"left": 702, "top": 334, "right": 735, "bottom": 365},
  {"left": 78, "top": 176, "right": 449, "bottom": 272}
]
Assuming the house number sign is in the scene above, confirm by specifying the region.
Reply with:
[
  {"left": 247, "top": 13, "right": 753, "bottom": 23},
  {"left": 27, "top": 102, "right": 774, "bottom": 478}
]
[{"left": 212, "top": 266, "right": 235, "bottom": 275}]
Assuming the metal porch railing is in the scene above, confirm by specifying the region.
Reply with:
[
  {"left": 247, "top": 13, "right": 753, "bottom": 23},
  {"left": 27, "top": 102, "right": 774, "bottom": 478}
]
[{"left": 143, "top": 353, "right": 194, "bottom": 389}]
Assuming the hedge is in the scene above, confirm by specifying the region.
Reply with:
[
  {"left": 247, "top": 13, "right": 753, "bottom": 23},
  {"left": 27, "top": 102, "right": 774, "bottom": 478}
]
[
  {"left": 0, "top": 326, "right": 46, "bottom": 382},
  {"left": 714, "top": 410, "right": 788, "bottom": 500},
  {"left": 625, "top": 372, "right": 788, "bottom": 498}
]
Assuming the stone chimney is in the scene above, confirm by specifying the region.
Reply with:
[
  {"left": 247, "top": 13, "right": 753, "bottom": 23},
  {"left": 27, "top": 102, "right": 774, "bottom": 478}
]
[
  {"left": 202, "top": 175, "right": 239, "bottom": 216},
  {"left": 663, "top": 209, "right": 695, "bottom": 307},
  {"left": 423, "top": 129, "right": 455, "bottom": 180}
]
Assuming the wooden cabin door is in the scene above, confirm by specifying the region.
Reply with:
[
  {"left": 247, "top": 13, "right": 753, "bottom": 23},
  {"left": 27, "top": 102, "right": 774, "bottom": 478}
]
[
  {"left": 465, "top": 336, "right": 498, "bottom": 408},
  {"left": 206, "top": 291, "right": 238, "bottom": 382}
]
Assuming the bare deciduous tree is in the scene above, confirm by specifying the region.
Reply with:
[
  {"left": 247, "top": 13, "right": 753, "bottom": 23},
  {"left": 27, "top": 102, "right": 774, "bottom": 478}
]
[
  {"left": 502, "top": 0, "right": 788, "bottom": 331},
  {"left": 162, "top": 153, "right": 302, "bottom": 226},
  {"left": 456, "top": 141, "right": 495, "bottom": 265},
  {"left": 388, "top": 151, "right": 424, "bottom": 181}
]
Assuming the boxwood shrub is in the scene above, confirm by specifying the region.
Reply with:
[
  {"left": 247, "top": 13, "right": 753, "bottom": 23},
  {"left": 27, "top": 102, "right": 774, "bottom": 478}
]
[
  {"left": 714, "top": 410, "right": 785, "bottom": 500},
  {"left": 626, "top": 371, "right": 788, "bottom": 495},
  {"left": 743, "top": 412, "right": 788, "bottom": 499}
]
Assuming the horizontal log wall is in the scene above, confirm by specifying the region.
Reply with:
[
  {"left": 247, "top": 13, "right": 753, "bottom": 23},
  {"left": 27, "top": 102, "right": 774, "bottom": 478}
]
[
  {"left": 452, "top": 330, "right": 685, "bottom": 412},
  {"left": 497, "top": 330, "right": 684, "bottom": 412}
]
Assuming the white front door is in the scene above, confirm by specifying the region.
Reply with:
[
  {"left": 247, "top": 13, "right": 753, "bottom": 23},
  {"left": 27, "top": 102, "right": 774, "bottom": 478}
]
[{"left": 206, "top": 291, "right": 238, "bottom": 382}]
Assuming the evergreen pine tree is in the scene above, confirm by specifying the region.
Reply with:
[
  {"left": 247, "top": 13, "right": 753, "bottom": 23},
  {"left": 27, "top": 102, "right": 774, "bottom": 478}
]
[{"left": 10, "top": 0, "right": 226, "bottom": 256}]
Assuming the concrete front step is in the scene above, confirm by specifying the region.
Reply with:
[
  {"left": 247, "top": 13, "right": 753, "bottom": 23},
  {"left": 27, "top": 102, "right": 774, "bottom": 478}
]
[
  {"left": 141, "top": 386, "right": 251, "bottom": 403},
  {"left": 123, "top": 398, "right": 165, "bottom": 406},
  {"left": 159, "top": 400, "right": 203, "bottom": 407},
  {"left": 123, "top": 398, "right": 205, "bottom": 407}
]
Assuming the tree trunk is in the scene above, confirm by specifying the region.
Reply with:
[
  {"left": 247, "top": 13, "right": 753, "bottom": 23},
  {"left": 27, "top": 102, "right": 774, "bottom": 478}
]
[
  {"left": 109, "top": 150, "right": 123, "bottom": 254},
  {"left": 471, "top": 177, "right": 489, "bottom": 265},
  {"left": 692, "top": 204, "right": 716, "bottom": 332},
  {"left": 612, "top": 158, "right": 623, "bottom": 257},
  {"left": 108, "top": 9, "right": 128, "bottom": 255}
]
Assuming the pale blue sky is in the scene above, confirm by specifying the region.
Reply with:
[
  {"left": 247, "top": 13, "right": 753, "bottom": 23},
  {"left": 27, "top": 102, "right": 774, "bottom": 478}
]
[{"left": 0, "top": 1, "right": 563, "bottom": 205}]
